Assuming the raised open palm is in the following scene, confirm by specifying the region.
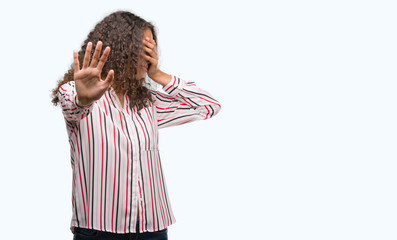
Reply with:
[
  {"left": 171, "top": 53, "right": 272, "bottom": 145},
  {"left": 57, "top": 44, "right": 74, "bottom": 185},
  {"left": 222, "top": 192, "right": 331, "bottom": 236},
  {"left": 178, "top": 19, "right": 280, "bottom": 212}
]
[{"left": 74, "top": 41, "right": 114, "bottom": 106}]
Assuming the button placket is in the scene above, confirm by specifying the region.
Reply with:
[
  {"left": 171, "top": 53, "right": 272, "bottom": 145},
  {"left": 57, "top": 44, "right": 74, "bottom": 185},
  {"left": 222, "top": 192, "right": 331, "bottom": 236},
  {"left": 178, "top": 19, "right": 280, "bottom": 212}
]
[{"left": 127, "top": 107, "right": 143, "bottom": 232}]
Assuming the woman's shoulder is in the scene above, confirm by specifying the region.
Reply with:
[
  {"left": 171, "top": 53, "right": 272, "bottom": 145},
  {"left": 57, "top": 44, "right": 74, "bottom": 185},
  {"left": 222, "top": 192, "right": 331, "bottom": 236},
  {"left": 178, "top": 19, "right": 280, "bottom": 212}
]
[{"left": 59, "top": 81, "right": 76, "bottom": 91}]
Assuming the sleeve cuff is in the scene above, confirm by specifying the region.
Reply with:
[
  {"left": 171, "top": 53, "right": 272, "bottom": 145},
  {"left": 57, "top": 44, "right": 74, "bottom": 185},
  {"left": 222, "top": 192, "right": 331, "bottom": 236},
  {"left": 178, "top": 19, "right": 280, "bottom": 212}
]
[{"left": 162, "top": 75, "right": 186, "bottom": 96}]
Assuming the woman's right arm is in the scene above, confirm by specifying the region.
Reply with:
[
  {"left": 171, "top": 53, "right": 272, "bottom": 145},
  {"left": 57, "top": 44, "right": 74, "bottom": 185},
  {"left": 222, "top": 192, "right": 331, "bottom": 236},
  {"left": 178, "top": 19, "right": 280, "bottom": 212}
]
[
  {"left": 57, "top": 81, "right": 94, "bottom": 123},
  {"left": 57, "top": 41, "right": 114, "bottom": 123}
]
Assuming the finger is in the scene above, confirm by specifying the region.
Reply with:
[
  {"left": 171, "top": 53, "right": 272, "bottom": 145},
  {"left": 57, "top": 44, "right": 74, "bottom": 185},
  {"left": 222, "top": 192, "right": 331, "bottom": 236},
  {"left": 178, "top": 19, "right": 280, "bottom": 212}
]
[
  {"left": 97, "top": 46, "right": 110, "bottom": 70},
  {"left": 103, "top": 70, "right": 114, "bottom": 87},
  {"left": 82, "top": 42, "right": 92, "bottom": 69},
  {"left": 143, "top": 48, "right": 158, "bottom": 61},
  {"left": 143, "top": 46, "right": 156, "bottom": 57},
  {"left": 73, "top": 51, "right": 80, "bottom": 73},
  {"left": 145, "top": 37, "right": 156, "bottom": 45},
  {"left": 90, "top": 41, "right": 103, "bottom": 67},
  {"left": 143, "top": 54, "right": 157, "bottom": 65},
  {"left": 143, "top": 39, "right": 155, "bottom": 49}
]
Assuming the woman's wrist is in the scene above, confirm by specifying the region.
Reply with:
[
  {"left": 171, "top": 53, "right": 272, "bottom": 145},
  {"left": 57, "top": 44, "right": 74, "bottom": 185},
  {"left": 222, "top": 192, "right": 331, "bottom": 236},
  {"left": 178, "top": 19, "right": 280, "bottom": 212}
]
[
  {"left": 76, "top": 95, "right": 93, "bottom": 108},
  {"left": 150, "top": 71, "right": 172, "bottom": 87}
]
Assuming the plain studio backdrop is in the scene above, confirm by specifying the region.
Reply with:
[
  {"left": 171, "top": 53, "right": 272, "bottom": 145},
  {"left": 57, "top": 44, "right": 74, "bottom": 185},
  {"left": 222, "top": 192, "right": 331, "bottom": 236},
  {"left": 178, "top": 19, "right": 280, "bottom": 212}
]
[{"left": 0, "top": 0, "right": 396, "bottom": 239}]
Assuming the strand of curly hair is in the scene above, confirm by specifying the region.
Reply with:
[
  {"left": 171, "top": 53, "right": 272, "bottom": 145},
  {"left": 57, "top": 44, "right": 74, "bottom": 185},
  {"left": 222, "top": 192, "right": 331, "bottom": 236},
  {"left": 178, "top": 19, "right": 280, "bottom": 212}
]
[{"left": 51, "top": 11, "right": 158, "bottom": 112}]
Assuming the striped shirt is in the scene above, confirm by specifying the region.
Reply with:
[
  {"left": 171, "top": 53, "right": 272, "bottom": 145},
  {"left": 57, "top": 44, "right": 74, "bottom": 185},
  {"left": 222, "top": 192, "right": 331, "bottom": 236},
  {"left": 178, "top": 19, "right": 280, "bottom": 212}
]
[{"left": 57, "top": 75, "right": 221, "bottom": 234}]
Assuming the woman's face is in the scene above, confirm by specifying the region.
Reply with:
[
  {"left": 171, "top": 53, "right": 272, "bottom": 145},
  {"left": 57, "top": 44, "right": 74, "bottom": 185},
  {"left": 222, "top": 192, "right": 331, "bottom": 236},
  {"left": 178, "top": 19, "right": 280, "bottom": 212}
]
[{"left": 136, "top": 28, "right": 153, "bottom": 80}]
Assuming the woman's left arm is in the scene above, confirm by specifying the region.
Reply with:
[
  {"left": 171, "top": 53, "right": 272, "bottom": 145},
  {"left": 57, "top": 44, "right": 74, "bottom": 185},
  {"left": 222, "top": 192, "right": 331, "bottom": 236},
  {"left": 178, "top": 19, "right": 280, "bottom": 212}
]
[
  {"left": 142, "top": 37, "right": 221, "bottom": 128},
  {"left": 151, "top": 74, "right": 221, "bottom": 129}
]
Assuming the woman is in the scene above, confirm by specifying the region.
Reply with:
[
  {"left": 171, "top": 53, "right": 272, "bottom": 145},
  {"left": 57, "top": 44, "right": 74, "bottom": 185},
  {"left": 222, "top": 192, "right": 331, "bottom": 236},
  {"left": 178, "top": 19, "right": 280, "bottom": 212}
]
[{"left": 51, "top": 10, "right": 221, "bottom": 240}]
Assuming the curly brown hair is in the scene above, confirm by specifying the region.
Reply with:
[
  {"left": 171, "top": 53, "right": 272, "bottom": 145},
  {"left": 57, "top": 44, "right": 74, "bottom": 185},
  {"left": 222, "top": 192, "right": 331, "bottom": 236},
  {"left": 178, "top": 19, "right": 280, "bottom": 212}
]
[{"left": 51, "top": 10, "right": 157, "bottom": 111}]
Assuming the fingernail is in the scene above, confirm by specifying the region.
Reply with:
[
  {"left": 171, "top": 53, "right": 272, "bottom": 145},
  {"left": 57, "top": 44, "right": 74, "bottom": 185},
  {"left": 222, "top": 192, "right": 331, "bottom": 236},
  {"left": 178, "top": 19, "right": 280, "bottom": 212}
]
[{"left": 146, "top": 37, "right": 150, "bottom": 40}]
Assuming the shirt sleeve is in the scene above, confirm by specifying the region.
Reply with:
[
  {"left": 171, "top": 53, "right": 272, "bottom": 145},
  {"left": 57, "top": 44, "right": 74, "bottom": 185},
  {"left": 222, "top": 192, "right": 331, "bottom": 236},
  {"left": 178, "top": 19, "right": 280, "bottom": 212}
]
[
  {"left": 56, "top": 81, "right": 94, "bottom": 124},
  {"left": 151, "top": 75, "right": 221, "bottom": 129}
]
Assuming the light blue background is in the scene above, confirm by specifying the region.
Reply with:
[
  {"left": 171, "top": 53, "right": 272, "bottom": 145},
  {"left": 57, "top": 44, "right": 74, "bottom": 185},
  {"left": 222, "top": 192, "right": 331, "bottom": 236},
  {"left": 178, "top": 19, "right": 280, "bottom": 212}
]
[{"left": 0, "top": 0, "right": 396, "bottom": 239}]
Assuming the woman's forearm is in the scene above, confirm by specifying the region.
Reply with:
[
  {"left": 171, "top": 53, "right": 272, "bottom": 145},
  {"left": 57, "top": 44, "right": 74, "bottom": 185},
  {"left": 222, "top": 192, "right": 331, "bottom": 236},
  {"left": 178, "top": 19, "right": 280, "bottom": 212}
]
[{"left": 150, "top": 70, "right": 172, "bottom": 87}]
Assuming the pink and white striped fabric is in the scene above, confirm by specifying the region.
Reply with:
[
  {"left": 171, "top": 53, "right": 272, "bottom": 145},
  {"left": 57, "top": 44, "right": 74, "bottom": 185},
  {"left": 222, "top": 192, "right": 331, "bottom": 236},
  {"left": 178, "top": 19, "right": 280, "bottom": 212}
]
[{"left": 57, "top": 75, "right": 221, "bottom": 234}]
